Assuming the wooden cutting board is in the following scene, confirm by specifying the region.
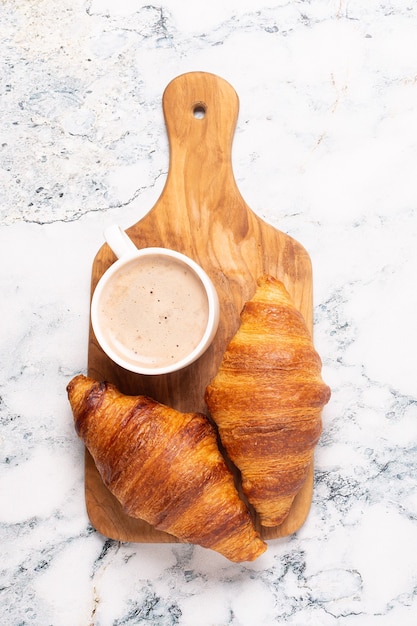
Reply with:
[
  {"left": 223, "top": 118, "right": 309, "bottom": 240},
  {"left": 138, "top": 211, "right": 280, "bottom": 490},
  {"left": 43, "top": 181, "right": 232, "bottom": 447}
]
[{"left": 86, "top": 71, "right": 315, "bottom": 545}]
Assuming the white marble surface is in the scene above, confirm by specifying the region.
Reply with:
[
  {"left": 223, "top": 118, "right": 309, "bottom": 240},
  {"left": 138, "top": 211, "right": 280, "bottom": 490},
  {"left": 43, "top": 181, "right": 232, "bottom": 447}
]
[{"left": 1, "top": 0, "right": 417, "bottom": 624}]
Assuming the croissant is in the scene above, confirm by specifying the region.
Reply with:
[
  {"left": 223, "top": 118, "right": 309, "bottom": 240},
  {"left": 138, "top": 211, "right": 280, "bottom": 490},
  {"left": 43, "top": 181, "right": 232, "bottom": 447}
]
[
  {"left": 205, "top": 275, "right": 331, "bottom": 527},
  {"left": 67, "top": 374, "right": 266, "bottom": 562}
]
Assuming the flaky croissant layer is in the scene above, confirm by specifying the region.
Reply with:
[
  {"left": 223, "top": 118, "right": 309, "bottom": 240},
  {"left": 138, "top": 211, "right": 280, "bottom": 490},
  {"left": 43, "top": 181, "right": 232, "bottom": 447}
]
[
  {"left": 67, "top": 374, "right": 266, "bottom": 562},
  {"left": 205, "top": 275, "right": 331, "bottom": 527}
]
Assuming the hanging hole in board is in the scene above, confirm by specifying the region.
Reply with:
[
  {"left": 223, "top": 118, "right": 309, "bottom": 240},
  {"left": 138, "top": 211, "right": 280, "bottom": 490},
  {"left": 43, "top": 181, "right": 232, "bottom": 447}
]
[{"left": 193, "top": 103, "right": 206, "bottom": 119}]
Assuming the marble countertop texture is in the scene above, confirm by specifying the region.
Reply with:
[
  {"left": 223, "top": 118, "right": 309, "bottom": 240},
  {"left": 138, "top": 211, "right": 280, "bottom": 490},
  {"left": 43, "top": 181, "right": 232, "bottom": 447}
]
[{"left": 1, "top": 0, "right": 417, "bottom": 624}]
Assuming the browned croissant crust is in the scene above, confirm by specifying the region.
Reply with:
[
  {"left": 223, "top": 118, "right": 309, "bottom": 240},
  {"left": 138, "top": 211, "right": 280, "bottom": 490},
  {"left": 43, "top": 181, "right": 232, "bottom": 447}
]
[
  {"left": 67, "top": 374, "right": 266, "bottom": 562},
  {"left": 205, "top": 275, "right": 331, "bottom": 528}
]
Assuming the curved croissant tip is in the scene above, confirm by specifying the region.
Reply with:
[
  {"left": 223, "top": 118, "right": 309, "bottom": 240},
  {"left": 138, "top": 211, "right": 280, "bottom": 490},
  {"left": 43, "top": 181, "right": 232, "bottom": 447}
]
[
  {"left": 256, "top": 274, "right": 289, "bottom": 296},
  {"left": 67, "top": 374, "right": 105, "bottom": 402},
  {"left": 258, "top": 273, "right": 275, "bottom": 283},
  {"left": 257, "top": 274, "right": 283, "bottom": 286},
  {"left": 66, "top": 373, "right": 87, "bottom": 394}
]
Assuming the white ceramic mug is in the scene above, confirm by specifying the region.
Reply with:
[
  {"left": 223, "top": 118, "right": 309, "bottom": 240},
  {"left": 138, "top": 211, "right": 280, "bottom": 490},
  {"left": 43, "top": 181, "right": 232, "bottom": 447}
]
[{"left": 91, "top": 225, "right": 220, "bottom": 375}]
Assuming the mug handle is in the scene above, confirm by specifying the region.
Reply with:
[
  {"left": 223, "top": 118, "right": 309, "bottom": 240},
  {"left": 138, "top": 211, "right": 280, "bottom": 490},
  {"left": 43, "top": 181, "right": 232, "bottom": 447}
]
[{"left": 104, "top": 225, "right": 138, "bottom": 259}]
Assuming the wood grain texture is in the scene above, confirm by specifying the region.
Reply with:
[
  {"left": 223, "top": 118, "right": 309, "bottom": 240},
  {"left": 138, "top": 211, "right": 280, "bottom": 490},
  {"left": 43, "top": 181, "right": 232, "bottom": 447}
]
[{"left": 86, "top": 71, "right": 315, "bottom": 544}]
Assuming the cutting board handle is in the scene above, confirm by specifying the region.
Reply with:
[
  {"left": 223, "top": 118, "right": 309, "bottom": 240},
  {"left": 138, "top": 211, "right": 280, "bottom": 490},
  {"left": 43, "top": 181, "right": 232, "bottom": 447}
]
[
  {"left": 157, "top": 72, "right": 244, "bottom": 220},
  {"left": 163, "top": 71, "right": 239, "bottom": 161}
]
